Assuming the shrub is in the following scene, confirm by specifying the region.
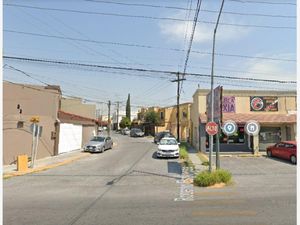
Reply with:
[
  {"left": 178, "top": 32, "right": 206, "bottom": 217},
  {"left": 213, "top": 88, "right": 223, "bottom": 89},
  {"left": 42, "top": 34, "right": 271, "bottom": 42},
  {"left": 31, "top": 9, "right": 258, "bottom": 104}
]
[
  {"left": 194, "top": 169, "right": 232, "bottom": 187},
  {"left": 194, "top": 171, "right": 217, "bottom": 187},
  {"left": 214, "top": 169, "right": 232, "bottom": 183},
  {"left": 179, "top": 143, "right": 188, "bottom": 160}
]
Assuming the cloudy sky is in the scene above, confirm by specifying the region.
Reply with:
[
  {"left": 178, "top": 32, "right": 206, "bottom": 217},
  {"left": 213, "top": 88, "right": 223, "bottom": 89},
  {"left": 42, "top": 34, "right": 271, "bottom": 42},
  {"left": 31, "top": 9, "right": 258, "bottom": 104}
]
[{"left": 3, "top": 0, "right": 297, "bottom": 114}]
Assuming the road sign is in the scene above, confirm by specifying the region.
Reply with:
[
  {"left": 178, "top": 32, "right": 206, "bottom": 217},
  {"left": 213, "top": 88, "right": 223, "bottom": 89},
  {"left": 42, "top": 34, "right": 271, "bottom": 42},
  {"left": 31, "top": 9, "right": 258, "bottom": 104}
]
[
  {"left": 245, "top": 120, "right": 260, "bottom": 136},
  {"left": 222, "top": 120, "right": 237, "bottom": 136},
  {"left": 206, "top": 122, "right": 218, "bottom": 135}
]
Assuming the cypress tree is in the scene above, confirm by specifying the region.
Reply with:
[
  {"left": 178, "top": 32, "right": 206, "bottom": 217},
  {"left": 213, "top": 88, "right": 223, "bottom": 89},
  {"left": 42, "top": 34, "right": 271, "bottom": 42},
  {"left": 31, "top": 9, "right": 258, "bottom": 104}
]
[{"left": 126, "top": 94, "right": 131, "bottom": 121}]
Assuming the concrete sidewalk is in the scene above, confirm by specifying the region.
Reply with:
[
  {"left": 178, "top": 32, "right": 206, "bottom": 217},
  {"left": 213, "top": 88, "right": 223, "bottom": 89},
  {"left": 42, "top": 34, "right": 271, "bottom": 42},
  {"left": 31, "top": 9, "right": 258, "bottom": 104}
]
[
  {"left": 186, "top": 144, "right": 207, "bottom": 172},
  {"left": 186, "top": 144, "right": 266, "bottom": 172},
  {"left": 3, "top": 149, "right": 90, "bottom": 179}
]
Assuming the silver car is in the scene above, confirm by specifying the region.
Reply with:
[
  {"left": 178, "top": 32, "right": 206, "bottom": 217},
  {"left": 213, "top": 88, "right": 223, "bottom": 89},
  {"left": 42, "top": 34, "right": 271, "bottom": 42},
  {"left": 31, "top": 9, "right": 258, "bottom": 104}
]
[{"left": 84, "top": 136, "right": 113, "bottom": 153}]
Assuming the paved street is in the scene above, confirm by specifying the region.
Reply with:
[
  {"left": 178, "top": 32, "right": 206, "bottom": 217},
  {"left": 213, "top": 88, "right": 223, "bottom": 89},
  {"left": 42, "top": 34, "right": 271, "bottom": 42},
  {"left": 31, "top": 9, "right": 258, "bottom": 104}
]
[{"left": 4, "top": 134, "right": 296, "bottom": 225}]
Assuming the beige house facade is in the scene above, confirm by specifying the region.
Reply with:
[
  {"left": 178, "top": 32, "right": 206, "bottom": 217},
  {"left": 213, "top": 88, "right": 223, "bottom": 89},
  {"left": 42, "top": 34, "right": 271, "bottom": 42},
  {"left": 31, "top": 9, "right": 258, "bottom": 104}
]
[
  {"left": 155, "top": 103, "right": 192, "bottom": 142},
  {"left": 3, "top": 82, "right": 98, "bottom": 165},
  {"left": 3, "top": 82, "right": 61, "bottom": 165},
  {"left": 191, "top": 89, "right": 297, "bottom": 153}
]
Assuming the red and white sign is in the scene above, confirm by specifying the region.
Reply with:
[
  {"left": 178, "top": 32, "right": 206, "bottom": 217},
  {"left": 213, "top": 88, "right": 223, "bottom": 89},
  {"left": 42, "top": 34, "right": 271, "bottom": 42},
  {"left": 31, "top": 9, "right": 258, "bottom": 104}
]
[{"left": 206, "top": 122, "right": 218, "bottom": 135}]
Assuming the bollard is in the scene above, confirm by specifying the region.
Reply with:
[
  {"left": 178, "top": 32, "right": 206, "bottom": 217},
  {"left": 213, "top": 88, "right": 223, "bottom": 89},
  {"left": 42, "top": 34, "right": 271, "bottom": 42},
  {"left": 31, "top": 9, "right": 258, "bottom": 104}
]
[{"left": 17, "top": 154, "right": 28, "bottom": 172}]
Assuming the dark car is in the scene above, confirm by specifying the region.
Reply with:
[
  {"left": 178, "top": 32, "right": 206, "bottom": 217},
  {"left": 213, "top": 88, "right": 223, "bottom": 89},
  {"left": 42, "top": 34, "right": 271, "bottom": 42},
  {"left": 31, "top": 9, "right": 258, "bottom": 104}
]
[
  {"left": 266, "top": 141, "right": 297, "bottom": 164},
  {"left": 154, "top": 131, "right": 175, "bottom": 143},
  {"left": 130, "top": 128, "right": 145, "bottom": 137}
]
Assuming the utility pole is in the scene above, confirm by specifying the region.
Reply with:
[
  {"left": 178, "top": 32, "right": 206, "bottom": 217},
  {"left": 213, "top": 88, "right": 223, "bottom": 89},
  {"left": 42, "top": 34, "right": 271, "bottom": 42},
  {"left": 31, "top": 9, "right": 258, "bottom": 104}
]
[
  {"left": 171, "top": 72, "right": 186, "bottom": 142},
  {"left": 116, "top": 101, "right": 121, "bottom": 131},
  {"left": 108, "top": 100, "right": 111, "bottom": 137},
  {"left": 209, "top": 0, "right": 225, "bottom": 172}
]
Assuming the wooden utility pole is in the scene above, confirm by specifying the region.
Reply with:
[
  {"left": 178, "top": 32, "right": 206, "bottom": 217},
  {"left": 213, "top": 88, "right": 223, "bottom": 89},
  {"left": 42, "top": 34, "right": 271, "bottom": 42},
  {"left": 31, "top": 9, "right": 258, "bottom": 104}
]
[
  {"left": 116, "top": 101, "right": 121, "bottom": 131},
  {"left": 171, "top": 72, "right": 186, "bottom": 142},
  {"left": 108, "top": 100, "right": 111, "bottom": 136}
]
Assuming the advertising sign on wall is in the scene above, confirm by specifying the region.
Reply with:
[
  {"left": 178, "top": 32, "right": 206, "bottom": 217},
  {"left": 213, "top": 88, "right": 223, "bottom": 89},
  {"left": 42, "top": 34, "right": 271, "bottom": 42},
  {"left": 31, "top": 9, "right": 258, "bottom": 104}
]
[
  {"left": 222, "top": 96, "right": 235, "bottom": 113},
  {"left": 250, "top": 96, "right": 278, "bottom": 112}
]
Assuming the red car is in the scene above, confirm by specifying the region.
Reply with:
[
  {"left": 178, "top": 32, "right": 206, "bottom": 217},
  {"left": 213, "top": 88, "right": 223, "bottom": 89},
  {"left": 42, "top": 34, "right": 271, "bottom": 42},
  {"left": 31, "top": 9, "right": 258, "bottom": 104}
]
[{"left": 266, "top": 141, "right": 297, "bottom": 164}]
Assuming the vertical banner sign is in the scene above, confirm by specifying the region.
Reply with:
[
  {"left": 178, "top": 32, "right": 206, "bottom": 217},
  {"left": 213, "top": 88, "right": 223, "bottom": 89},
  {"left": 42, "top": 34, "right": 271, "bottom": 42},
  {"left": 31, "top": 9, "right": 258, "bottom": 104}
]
[
  {"left": 250, "top": 96, "right": 278, "bottom": 112},
  {"left": 206, "top": 86, "right": 223, "bottom": 122}
]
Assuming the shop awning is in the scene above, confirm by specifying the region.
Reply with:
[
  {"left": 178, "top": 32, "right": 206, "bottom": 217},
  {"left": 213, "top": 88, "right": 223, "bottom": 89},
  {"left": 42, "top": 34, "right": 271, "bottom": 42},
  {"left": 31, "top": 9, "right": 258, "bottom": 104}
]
[{"left": 199, "top": 113, "right": 296, "bottom": 124}]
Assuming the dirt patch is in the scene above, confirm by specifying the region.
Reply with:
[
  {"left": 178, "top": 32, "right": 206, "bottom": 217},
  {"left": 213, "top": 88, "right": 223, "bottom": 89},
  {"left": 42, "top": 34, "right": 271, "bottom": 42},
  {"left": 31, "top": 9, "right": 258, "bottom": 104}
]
[{"left": 207, "top": 182, "right": 226, "bottom": 189}]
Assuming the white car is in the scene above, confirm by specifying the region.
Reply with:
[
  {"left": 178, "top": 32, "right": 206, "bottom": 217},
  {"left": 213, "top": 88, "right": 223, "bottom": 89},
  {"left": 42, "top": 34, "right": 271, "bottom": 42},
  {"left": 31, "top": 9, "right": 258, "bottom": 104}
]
[{"left": 156, "top": 137, "right": 179, "bottom": 158}]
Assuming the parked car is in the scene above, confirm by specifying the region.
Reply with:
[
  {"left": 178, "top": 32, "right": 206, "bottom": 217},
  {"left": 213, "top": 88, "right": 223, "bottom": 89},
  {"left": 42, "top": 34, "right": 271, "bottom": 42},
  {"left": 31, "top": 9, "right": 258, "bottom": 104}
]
[
  {"left": 156, "top": 137, "right": 179, "bottom": 158},
  {"left": 154, "top": 131, "right": 175, "bottom": 143},
  {"left": 130, "top": 128, "right": 144, "bottom": 137},
  {"left": 266, "top": 141, "right": 297, "bottom": 164},
  {"left": 121, "top": 127, "right": 130, "bottom": 135},
  {"left": 83, "top": 136, "right": 113, "bottom": 153}
]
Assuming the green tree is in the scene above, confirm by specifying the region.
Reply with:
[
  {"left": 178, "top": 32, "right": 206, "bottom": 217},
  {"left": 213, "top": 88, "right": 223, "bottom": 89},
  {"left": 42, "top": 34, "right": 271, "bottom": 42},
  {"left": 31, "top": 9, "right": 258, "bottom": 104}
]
[
  {"left": 119, "top": 117, "right": 131, "bottom": 129},
  {"left": 126, "top": 94, "right": 131, "bottom": 121},
  {"left": 145, "top": 111, "right": 160, "bottom": 125}
]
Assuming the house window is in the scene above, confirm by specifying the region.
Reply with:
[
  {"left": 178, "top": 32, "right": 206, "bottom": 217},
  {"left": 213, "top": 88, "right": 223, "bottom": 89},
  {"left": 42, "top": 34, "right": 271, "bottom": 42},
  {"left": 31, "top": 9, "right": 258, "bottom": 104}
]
[
  {"left": 182, "top": 111, "right": 187, "bottom": 118},
  {"left": 160, "top": 112, "right": 164, "bottom": 120}
]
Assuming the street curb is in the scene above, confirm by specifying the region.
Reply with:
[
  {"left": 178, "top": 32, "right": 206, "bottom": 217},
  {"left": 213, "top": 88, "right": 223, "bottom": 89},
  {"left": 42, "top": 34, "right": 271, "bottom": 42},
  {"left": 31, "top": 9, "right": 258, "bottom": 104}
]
[{"left": 3, "top": 153, "right": 90, "bottom": 179}]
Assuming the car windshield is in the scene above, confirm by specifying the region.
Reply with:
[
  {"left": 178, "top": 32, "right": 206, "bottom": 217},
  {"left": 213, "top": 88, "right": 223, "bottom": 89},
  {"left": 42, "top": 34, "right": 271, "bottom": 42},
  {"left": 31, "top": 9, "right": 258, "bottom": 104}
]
[
  {"left": 159, "top": 139, "right": 177, "bottom": 145},
  {"left": 90, "top": 136, "right": 105, "bottom": 142}
]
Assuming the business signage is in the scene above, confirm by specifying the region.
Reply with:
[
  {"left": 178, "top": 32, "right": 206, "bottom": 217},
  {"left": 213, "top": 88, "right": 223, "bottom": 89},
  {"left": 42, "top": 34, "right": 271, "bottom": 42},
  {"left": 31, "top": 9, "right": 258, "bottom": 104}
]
[
  {"left": 222, "top": 96, "right": 235, "bottom": 113},
  {"left": 250, "top": 96, "right": 278, "bottom": 112},
  {"left": 206, "top": 86, "right": 223, "bottom": 122}
]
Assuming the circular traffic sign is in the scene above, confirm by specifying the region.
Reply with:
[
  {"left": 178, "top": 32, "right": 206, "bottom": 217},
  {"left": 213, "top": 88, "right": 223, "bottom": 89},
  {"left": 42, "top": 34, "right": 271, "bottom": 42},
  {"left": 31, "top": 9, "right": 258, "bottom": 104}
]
[
  {"left": 222, "top": 120, "right": 237, "bottom": 136},
  {"left": 206, "top": 121, "right": 218, "bottom": 136},
  {"left": 244, "top": 120, "right": 260, "bottom": 136}
]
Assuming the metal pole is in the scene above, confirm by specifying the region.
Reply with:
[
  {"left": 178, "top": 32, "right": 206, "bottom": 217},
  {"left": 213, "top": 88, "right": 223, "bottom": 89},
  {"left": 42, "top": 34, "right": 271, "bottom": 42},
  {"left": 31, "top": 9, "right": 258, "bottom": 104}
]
[
  {"left": 177, "top": 72, "right": 180, "bottom": 142},
  {"left": 209, "top": 0, "right": 225, "bottom": 173},
  {"left": 116, "top": 101, "right": 120, "bottom": 131},
  {"left": 216, "top": 120, "right": 220, "bottom": 169},
  {"left": 30, "top": 123, "right": 36, "bottom": 168},
  {"left": 108, "top": 100, "right": 111, "bottom": 137},
  {"left": 32, "top": 126, "right": 40, "bottom": 168}
]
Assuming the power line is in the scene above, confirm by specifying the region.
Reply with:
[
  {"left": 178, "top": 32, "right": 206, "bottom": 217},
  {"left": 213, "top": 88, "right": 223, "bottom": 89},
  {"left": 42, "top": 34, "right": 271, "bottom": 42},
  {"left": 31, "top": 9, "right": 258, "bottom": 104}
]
[
  {"left": 227, "top": 0, "right": 296, "bottom": 6},
  {"left": 5, "top": 29, "right": 296, "bottom": 63},
  {"left": 4, "top": 55, "right": 296, "bottom": 84},
  {"left": 4, "top": 4, "right": 296, "bottom": 30},
  {"left": 86, "top": 0, "right": 296, "bottom": 18}
]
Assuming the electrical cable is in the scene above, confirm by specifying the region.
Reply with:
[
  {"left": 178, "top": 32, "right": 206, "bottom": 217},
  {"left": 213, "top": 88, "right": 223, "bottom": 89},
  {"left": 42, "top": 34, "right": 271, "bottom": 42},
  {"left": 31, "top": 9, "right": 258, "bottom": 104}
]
[
  {"left": 4, "top": 55, "right": 296, "bottom": 84},
  {"left": 4, "top": 4, "right": 296, "bottom": 30},
  {"left": 5, "top": 29, "right": 295, "bottom": 62}
]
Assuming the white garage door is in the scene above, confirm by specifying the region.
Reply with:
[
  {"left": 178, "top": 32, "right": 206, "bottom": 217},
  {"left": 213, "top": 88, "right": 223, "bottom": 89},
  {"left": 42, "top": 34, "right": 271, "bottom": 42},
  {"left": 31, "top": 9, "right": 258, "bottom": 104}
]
[{"left": 58, "top": 123, "right": 83, "bottom": 154}]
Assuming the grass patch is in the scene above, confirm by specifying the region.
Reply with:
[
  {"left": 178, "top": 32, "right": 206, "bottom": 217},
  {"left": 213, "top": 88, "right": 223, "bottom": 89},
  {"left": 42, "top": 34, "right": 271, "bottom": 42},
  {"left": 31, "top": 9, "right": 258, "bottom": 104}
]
[
  {"left": 197, "top": 152, "right": 209, "bottom": 166},
  {"left": 194, "top": 169, "right": 232, "bottom": 187},
  {"left": 179, "top": 142, "right": 194, "bottom": 169}
]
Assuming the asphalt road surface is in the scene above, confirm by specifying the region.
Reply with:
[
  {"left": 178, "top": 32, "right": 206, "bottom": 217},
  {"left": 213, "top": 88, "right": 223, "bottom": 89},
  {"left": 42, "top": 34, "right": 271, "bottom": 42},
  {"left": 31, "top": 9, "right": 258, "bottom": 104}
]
[{"left": 4, "top": 133, "right": 296, "bottom": 225}]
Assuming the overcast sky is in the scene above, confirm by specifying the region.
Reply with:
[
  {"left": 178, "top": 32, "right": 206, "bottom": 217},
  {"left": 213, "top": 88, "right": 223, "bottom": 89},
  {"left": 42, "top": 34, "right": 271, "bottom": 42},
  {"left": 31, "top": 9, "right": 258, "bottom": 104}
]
[{"left": 3, "top": 0, "right": 297, "bottom": 115}]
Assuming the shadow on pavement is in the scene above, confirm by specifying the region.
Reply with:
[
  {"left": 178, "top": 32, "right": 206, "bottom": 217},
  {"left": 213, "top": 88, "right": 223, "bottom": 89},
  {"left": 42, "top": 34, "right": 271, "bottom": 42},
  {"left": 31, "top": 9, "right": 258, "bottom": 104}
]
[
  {"left": 167, "top": 161, "right": 182, "bottom": 174},
  {"left": 262, "top": 155, "right": 296, "bottom": 165}
]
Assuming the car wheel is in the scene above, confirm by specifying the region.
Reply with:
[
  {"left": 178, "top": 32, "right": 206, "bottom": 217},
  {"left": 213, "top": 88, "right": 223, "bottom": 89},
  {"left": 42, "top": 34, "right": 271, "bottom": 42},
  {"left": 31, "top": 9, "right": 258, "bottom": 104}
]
[
  {"left": 101, "top": 147, "right": 104, "bottom": 153},
  {"left": 267, "top": 150, "right": 272, "bottom": 157},
  {"left": 290, "top": 155, "right": 296, "bottom": 164}
]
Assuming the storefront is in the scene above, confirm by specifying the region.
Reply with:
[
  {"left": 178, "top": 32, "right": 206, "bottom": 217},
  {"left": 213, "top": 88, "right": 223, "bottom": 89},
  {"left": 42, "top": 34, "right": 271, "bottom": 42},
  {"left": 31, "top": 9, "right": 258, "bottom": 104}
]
[{"left": 191, "top": 89, "right": 297, "bottom": 153}]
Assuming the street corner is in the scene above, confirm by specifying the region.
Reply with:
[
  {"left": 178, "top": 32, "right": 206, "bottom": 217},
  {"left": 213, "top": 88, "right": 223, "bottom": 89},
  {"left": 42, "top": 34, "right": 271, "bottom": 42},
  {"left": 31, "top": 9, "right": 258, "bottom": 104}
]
[{"left": 3, "top": 153, "right": 90, "bottom": 179}]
